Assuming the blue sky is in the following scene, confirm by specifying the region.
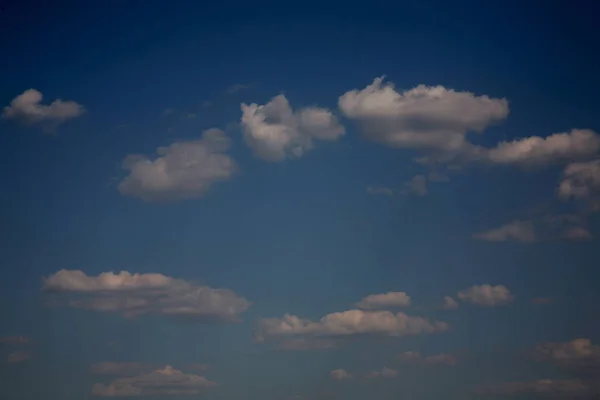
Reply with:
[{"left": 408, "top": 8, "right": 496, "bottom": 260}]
[{"left": 1, "top": 0, "right": 600, "bottom": 399}]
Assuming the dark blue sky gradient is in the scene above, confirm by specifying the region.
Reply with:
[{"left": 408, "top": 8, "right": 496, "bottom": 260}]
[{"left": 0, "top": 1, "right": 599, "bottom": 399}]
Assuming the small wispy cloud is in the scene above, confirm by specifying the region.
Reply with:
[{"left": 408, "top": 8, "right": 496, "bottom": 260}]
[
  {"left": 225, "top": 83, "right": 255, "bottom": 94},
  {"left": 366, "top": 186, "right": 394, "bottom": 196},
  {"left": 92, "top": 365, "right": 216, "bottom": 397},
  {"left": 7, "top": 351, "right": 32, "bottom": 363}
]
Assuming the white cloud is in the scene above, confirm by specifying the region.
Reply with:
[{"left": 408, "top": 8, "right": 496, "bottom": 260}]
[
  {"left": 457, "top": 284, "right": 514, "bottom": 307},
  {"left": 338, "top": 77, "right": 508, "bottom": 153},
  {"left": 485, "top": 129, "right": 600, "bottom": 166},
  {"left": 254, "top": 310, "right": 448, "bottom": 342},
  {"left": 365, "top": 367, "right": 398, "bottom": 379},
  {"left": 355, "top": 292, "right": 411, "bottom": 310},
  {"left": 240, "top": 95, "right": 345, "bottom": 161},
  {"left": 473, "top": 220, "right": 536, "bottom": 243},
  {"left": 118, "top": 128, "right": 237, "bottom": 202},
  {"left": 43, "top": 270, "right": 251, "bottom": 322},
  {"left": 558, "top": 159, "right": 600, "bottom": 201},
  {"left": 2, "top": 89, "right": 85, "bottom": 127},
  {"left": 92, "top": 365, "right": 216, "bottom": 397},
  {"left": 442, "top": 296, "right": 459, "bottom": 310},
  {"left": 397, "top": 351, "right": 457, "bottom": 366},
  {"left": 330, "top": 369, "right": 352, "bottom": 381}
]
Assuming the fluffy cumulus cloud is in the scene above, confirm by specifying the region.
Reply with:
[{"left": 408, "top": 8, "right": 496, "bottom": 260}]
[
  {"left": 355, "top": 292, "right": 411, "bottom": 310},
  {"left": 43, "top": 270, "right": 251, "bottom": 322},
  {"left": 92, "top": 365, "right": 216, "bottom": 397},
  {"left": 240, "top": 95, "right": 345, "bottom": 161},
  {"left": 558, "top": 159, "right": 600, "bottom": 204},
  {"left": 397, "top": 351, "right": 457, "bottom": 366},
  {"left": 457, "top": 284, "right": 514, "bottom": 306},
  {"left": 338, "top": 77, "right": 509, "bottom": 154},
  {"left": 118, "top": 129, "right": 237, "bottom": 202},
  {"left": 485, "top": 129, "right": 600, "bottom": 166},
  {"left": 254, "top": 310, "right": 447, "bottom": 343},
  {"left": 473, "top": 220, "right": 536, "bottom": 243},
  {"left": 2, "top": 89, "right": 85, "bottom": 128}
]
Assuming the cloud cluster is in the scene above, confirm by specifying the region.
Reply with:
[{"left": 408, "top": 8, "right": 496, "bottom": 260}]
[
  {"left": 254, "top": 309, "right": 447, "bottom": 343},
  {"left": 457, "top": 284, "right": 514, "bottom": 306},
  {"left": 240, "top": 95, "right": 345, "bottom": 161},
  {"left": 43, "top": 270, "right": 251, "bottom": 322},
  {"left": 355, "top": 292, "right": 411, "bottom": 310},
  {"left": 92, "top": 365, "right": 216, "bottom": 397},
  {"left": 2, "top": 89, "right": 85, "bottom": 128},
  {"left": 118, "top": 128, "right": 237, "bottom": 202}
]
